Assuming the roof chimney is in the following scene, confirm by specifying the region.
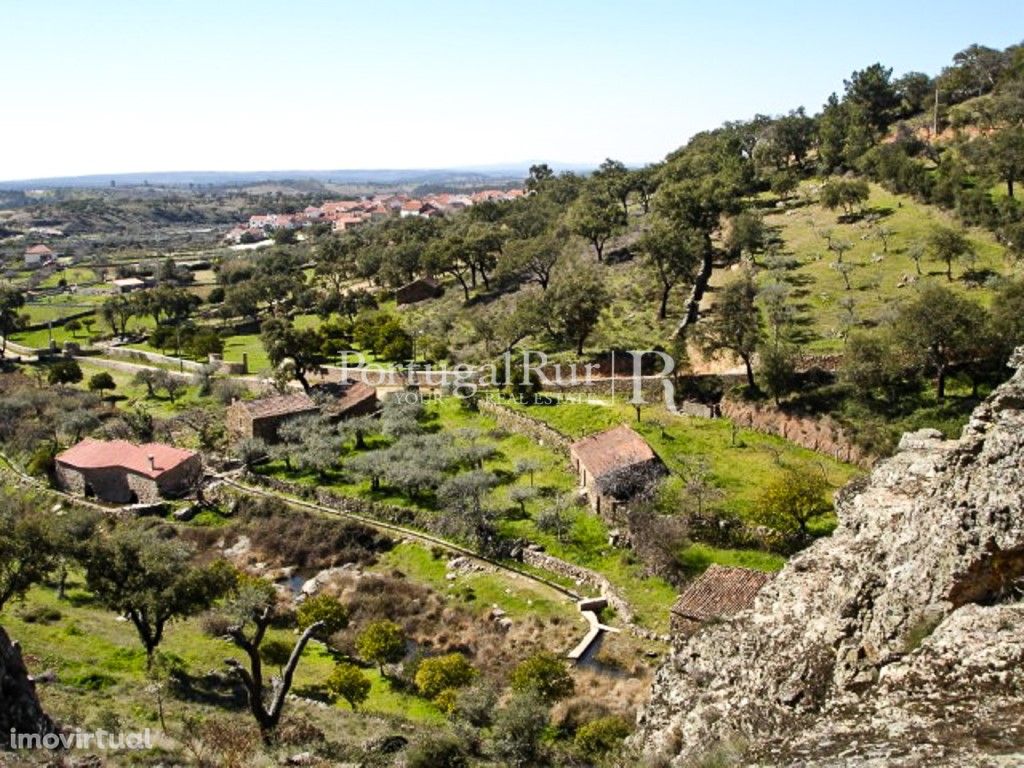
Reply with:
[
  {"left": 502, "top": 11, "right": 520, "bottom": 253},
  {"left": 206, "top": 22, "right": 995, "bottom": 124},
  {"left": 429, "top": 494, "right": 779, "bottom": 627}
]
[{"left": 148, "top": 454, "right": 156, "bottom": 471}]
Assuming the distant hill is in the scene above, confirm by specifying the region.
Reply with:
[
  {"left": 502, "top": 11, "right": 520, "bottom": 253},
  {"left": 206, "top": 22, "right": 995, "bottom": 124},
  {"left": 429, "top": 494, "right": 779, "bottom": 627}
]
[{"left": 0, "top": 164, "right": 595, "bottom": 191}]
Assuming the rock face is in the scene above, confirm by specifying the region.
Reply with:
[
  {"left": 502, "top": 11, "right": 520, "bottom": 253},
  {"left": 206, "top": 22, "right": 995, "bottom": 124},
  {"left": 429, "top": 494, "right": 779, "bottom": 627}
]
[
  {"left": 0, "top": 625, "right": 57, "bottom": 742},
  {"left": 635, "top": 351, "right": 1024, "bottom": 767}
]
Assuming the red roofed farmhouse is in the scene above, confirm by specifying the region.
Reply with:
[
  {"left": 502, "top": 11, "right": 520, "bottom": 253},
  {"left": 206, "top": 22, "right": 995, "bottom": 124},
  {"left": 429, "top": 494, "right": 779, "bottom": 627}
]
[
  {"left": 670, "top": 564, "right": 773, "bottom": 637},
  {"left": 55, "top": 438, "right": 202, "bottom": 504},
  {"left": 569, "top": 424, "right": 664, "bottom": 515}
]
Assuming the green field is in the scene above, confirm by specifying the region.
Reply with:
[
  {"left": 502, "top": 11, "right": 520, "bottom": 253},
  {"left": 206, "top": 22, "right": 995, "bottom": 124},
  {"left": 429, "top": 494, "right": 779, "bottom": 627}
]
[
  {"left": 503, "top": 396, "right": 858, "bottom": 520},
  {"left": 748, "top": 181, "right": 1011, "bottom": 353},
  {"left": 3, "top": 572, "right": 445, "bottom": 745}
]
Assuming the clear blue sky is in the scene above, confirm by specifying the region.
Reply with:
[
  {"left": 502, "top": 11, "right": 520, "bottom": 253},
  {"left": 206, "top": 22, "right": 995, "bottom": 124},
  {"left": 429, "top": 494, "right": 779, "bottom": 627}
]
[{"left": 2, "top": 0, "right": 1021, "bottom": 180}]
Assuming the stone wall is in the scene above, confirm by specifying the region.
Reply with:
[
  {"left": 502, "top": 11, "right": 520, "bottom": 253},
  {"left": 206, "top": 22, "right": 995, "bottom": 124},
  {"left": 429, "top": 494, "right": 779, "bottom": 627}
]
[
  {"left": 721, "top": 397, "right": 873, "bottom": 468},
  {"left": 521, "top": 547, "right": 635, "bottom": 624},
  {"left": 477, "top": 399, "right": 573, "bottom": 454}
]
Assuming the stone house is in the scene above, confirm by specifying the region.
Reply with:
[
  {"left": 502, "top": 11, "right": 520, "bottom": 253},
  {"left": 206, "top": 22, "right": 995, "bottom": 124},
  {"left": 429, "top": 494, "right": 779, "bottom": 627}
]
[
  {"left": 569, "top": 424, "right": 664, "bottom": 516},
  {"left": 670, "top": 564, "right": 773, "bottom": 638},
  {"left": 55, "top": 438, "right": 201, "bottom": 504},
  {"left": 225, "top": 392, "right": 320, "bottom": 443},
  {"left": 396, "top": 277, "right": 443, "bottom": 305},
  {"left": 24, "top": 244, "right": 54, "bottom": 268}
]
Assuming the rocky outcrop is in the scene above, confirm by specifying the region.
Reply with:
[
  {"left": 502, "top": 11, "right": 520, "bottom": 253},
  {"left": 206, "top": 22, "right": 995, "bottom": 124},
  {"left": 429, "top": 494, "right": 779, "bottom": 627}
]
[
  {"left": 635, "top": 350, "right": 1024, "bottom": 767},
  {"left": 0, "top": 625, "right": 57, "bottom": 743}
]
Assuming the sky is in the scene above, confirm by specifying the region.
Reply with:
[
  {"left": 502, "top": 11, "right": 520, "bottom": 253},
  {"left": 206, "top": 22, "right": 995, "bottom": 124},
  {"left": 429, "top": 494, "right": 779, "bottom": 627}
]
[{"left": 2, "top": 0, "right": 1022, "bottom": 181}]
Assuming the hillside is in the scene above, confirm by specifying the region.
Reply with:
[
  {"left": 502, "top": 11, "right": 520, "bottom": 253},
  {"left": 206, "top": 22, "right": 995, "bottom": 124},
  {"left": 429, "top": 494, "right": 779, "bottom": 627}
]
[{"left": 633, "top": 348, "right": 1024, "bottom": 766}]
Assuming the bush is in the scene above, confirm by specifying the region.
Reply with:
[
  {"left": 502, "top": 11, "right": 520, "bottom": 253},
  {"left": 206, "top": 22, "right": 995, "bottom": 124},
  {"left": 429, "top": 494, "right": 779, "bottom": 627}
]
[
  {"left": 325, "top": 662, "right": 371, "bottom": 710},
  {"left": 574, "top": 715, "right": 632, "bottom": 759},
  {"left": 509, "top": 652, "right": 575, "bottom": 703},
  {"left": 406, "top": 734, "right": 467, "bottom": 768},
  {"left": 356, "top": 619, "right": 406, "bottom": 673},
  {"left": 415, "top": 653, "right": 476, "bottom": 700},
  {"left": 295, "top": 593, "right": 348, "bottom": 639}
]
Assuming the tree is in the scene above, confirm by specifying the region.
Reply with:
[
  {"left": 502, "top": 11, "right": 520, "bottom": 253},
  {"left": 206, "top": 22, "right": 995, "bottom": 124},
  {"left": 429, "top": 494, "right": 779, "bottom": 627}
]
[
  {"left": 990, "top": 277, "right": 1024, "bottom": 361},
  {"left": 536, "top": 495, "right": 576, "bottom": 544},
  {"left": 593, "top": 158, "right": 633, "bottom": 215},
  {"left": 840, "top": 330, "right": 907, "bottom": 404},
  {"left": 514, "top": 457, "right": 542, "bottom": 487},
  {"left": 356, "top": 620, "right": 407, "bottom": 675},
  {"left": 423, "top": 235, "right": 473, "bottom": 300},
  {"left": 726, "top": 210, "right": 766, "bottom": 262},
  {"left": 508, "top": 485, "right": 538, "bottom": 515},
  {"left": 216, "top": 576, "right": 324, "bottom": 742},
  {"left": 325, "top": 662, "right": 371, "bottom": 710},
  {"left": 233, "top": 437, "right": 268, "bottom": 470},
  {"left": 101, "top": 295, "right": 135, "bottom": 337},
  {"left": 755, "top": 467, "right": 832, "bottom": 546},
  {"left": 133, "top": 367, "right": 160, "bottom": 398},
  {"left": 294, "top": 593, "right": 349, "bottom": 642},
  {"left": 546, "top": 260, "right": 609, "bottom": 354},
  {"left": 758, "top": 342, "right": 798, "bottom": 406},
  {"left": 820, "top": 178, "right": 870, "bottom": 218},
  {"left": 85, "top": 523, "right": 234, "bottom": 666},
  {"left": 928, "top": 226, "right": 975, "bottom": 281},
  {"left": 0, "top": 287, "right": 26, "bottom": 358},
  {"left": 697, "top": 270, "right": 762, "bottom": 389},
  {"left": 638, "top": 218, "right": 705, "bottom": 319},
  {"left": 893, "top": 282, "right": 987, "bottom": 400},
  {"left": 490, "top": 693, "right": 550, "bottom": 768},
  {"left": 843, "top": 63, "right": 899, "bottom": 135},
  {"left": 65, "top": 318, "right": 82, "bottom": 337},
  {"left": 260, "top": 317, "right": 327, "bottom": 392},
  {"left": 155, "top": 370, "right": 186, "bottom": 402},
  {"left": 508, "top": 652, "right": 575, "bottom": 703},
  {"left": 87, "top": 371, "right": 116, "bottom": 399},
  {"left": 414, "top": 653, "right": 477, "bottom": 700},
  {"left": 0, "top": 490, "right": 58, "bottom": 611},
  {"left": 47, "top": 359, "right": 83, "bottom": 386},
  {"left": 502, "top": 234, "right": 560, "bottom": 290},
  {"left": 566, "top": 189, "right": 626, "bottom": 261}
]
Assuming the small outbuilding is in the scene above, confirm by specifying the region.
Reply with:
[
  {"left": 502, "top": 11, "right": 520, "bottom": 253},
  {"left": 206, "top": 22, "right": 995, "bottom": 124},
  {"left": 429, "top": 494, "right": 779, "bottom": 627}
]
[
  {"left": 670, "top": 564, "right": 773, "bottom": 638},
  {"left": 225, "top": 392, "right": 320, "bottom": 443},
  {"left": 316, "top": 379, "right": 379, "bottom": 420},
  {"left": 24, "top": 244, "right": 54, "bottom": 268},
  {"left": 396, "top": 277, "right": 443, "bottom": 305},
  {"left": 55, "top": 438, "right": 201, "bottom": 504},
  {"left": 569, "top": 424, "right": 664, "bottom": 515}
]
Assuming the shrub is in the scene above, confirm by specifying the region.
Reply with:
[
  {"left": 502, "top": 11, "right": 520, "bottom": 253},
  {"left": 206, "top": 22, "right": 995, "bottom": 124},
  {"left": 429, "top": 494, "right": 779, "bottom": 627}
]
[
  {"left": 325, "top": 662, "right": 371, "bottom": 710},
  {"left": 295, "top": 593, "right": 348, "bottom": 640},
  {"left": 406, "top": 733, "right": 467, "bottom": 768},
  {"left": 356, "top": 619, "right": 406, "bottom": 674},
  {"left": 509, "top": 652, "right": 575, "bottom": 703},
  {"left": 574, "top": 715, "right": 632, "bottom": 758},
  {"left": 415, "top": 653, "right": 476, "bottom": 700}
]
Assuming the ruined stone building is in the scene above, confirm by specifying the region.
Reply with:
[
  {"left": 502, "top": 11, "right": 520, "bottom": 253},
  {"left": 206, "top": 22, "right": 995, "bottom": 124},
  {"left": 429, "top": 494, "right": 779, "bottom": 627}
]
[{"left": 569, "top": 424, "right": 664, "bottom": 516}]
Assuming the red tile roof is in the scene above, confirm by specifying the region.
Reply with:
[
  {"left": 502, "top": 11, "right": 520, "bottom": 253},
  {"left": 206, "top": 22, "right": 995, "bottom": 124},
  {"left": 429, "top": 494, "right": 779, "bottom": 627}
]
[
  {"left": 25, "top": 244, "right": 54, "bottom": 255},
  {"left": 671, "top": 565, "right": 773, "bottom": 623},
  {"left": 56, "top": 438, "right": 196, "bottom": 479},
  {"left": 570, "top": 424, "right": 657, "bottom": 479}
]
